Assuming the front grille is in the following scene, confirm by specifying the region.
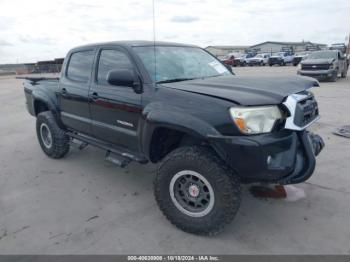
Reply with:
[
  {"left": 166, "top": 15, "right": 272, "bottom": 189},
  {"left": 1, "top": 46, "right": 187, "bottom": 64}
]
[
  {"left": 269, "top": 58, "right": 280, "bottom": 63},
  {"left": 294, "top": 93, "right": 319, "bottom": 127},
  {"left": 302, "top": 64, "right": 330, "bottom": 70}
]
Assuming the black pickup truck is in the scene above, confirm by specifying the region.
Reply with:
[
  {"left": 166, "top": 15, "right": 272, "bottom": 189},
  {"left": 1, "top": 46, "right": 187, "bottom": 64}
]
[{"left": 23, "top": 41, "right": 324, "bottom": 235}]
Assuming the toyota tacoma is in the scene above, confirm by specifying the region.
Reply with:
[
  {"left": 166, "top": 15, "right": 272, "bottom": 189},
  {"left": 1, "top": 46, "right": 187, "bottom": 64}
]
[{"left": 22, "top": 41, "right": 324, "bottom": 235}]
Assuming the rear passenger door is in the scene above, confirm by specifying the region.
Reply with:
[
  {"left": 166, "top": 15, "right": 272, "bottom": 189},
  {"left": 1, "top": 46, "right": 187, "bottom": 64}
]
[
  {"left": 59, "top": 49, "right": 95, "bottom": 134},
  {"left": 89, "top": 47, "right": 142, "bottom": 152}
]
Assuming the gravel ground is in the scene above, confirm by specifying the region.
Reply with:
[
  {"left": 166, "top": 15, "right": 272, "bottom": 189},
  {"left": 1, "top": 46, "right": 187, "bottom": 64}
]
[{"left": 0, "top": 66, "right": 349, "bottom": 254}]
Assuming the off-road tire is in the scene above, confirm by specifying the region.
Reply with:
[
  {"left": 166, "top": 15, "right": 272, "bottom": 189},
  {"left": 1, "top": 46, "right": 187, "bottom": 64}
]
[
  {"left": 154, "top": 146, "right": 241, "bottom": 235},
  {"left": 36, "top": 111, "right": 70, "bottom": 158}
]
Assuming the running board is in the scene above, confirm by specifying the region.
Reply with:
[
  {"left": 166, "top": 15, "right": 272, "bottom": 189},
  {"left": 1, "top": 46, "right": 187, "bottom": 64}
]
[
  {"left": 106, "top": 151, "right": 131, "bottom": 168},
  {"left": 69, "top": 140, "right": 89, "bottom": 150},
  {"left": 66, "top": 131, "right": 148, "bottom": 165}
]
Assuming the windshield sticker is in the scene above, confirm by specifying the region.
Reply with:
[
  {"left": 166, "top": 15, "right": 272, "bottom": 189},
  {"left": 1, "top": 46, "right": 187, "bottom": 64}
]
[{"left": 208, "top": 61, "right": 227, "bottom": 74}]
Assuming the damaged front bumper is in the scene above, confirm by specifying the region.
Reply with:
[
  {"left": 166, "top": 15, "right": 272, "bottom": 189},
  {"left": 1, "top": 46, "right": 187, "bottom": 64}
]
[
  {"left": 210, "top": 91, "right": 324, "bottom": 184},
  {"left": 210, "top": 130, "right": 324, "bottom": 184},
  {"left": 277, "top": 130, "right": 324, "bottom": 184}
]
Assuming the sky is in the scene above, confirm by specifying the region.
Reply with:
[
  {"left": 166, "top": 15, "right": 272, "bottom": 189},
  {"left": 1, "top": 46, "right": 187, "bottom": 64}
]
[{"left": 0, "top": 0, "right": 349, "bottom": 63}]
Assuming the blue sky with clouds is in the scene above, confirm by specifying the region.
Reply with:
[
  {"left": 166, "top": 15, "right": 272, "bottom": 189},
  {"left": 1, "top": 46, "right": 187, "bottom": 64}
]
[{"left": 0, "top": 0, "right": 349, "bottom": 63}]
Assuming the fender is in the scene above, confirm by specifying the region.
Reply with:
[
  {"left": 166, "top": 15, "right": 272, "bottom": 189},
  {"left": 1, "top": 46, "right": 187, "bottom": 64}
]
[
  {"left": 139, "top": 103, "right": 221, "bottom": 159},
  {"left": 32, "top": 89, "right": 65, "bottom": 128}
]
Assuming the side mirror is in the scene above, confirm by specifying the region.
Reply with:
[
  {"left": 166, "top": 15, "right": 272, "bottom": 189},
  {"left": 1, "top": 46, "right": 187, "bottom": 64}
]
[{"left": 107, "top": 69, "right": 136, "bottom": 87}]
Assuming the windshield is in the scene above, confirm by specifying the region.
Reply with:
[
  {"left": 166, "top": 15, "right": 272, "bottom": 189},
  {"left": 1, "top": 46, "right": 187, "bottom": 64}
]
[
  {"left": 308, "top": 51, "right": 337, "bottom": 59},
  {"left": 133, "top": 46, "right": 230, "bottom": 82}
]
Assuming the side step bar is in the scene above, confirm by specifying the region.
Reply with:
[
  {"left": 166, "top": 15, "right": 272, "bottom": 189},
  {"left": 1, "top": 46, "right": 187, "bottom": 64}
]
[
  {"left": 106, "top": 151, "right": 131, "bottom": 168},
  {"left": 66, "top": 131, "right": 148, "bottom": 167}
]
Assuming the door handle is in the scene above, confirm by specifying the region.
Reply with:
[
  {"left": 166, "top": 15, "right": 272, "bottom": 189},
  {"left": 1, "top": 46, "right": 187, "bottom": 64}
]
[{"left": 91, "top": 92, "right": 99, "bottom": 100}]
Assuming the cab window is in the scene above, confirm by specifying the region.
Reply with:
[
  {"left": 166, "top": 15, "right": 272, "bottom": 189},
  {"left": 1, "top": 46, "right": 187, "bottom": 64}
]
[
  {"left": 66, "top": 50, "right": 94, "bottom": 82},
  {"left": 97, "top": 49, "right": 133, "bottom": 85}
]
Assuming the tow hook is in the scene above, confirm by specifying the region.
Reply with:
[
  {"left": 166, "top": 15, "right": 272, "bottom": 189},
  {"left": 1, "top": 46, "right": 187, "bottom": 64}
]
[{"left": 307, "top": 131, "right": 325, "bottom": 156}]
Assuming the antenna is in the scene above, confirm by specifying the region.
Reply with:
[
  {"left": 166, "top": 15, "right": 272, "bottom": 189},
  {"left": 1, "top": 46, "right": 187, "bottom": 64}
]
[{"left": 152, "top": 0, "right": 157, "bottom": 83}]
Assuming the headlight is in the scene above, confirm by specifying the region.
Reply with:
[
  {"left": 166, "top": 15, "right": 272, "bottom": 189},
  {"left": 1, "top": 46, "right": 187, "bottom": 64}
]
[
  {"left": 229, "top": 106, "right": 282, "bottom": 134},
  {"left": 329, "top": 63, "right": 334, "bottom": 69},
  {"left": 298, "top": 63, "right": 302, "bottom": 69}
]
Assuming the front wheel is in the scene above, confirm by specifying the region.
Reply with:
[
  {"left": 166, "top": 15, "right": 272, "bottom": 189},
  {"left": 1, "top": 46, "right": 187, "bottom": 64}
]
[
  {"left": 36, "top": 111, "right": 70, "bottom": 158},
  {"left": 154, "top": 146, "right": 241, "bottom": 235},
  {"left": 330, "top": 70, "right": 338, "bottom": 82}
]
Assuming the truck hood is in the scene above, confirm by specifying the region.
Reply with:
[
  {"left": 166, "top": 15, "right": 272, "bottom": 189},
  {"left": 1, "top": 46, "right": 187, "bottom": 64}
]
[
  {"left": 248, "top": 57, "right": 263, "bottom": 61},
  {"left": 160, "top": 75, "right": 319, "bottom": 106},
  {"left": 302, "top": 58, "right": 334, "bottom": 65}
]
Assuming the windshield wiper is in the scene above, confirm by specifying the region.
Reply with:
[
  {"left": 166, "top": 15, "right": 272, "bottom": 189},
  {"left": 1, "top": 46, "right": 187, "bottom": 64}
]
[{"left": 156, "top": 78, "right": 195, "bottom": 84}]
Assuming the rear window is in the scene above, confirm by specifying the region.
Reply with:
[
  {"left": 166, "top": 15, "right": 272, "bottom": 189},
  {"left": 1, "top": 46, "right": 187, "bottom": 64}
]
[{"left": 67, "top": 50, "right": 95, "bottom": 82}]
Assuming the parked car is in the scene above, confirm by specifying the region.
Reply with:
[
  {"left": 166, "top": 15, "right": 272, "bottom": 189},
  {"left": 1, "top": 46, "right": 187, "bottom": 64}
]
[
  {"left": 246, "top": 53, "right": 270, "bottom": 66},
  {"left": 22, "top": 41, "right": 324, "bottom": 235},
  {"left": 268, "top": 53, "right": 284, "bottom": 66},
  {"left": 221, "top": 53, "right": 240, "bottom": 66},
  {"left": 269, "top": 52, "right": 294, "bottom": 66},
  {"left": 298, "top": 50, "right": 348, "bottom": 81},
  {"left": 234, "top": 53, "right": 255, "bottom": 66},
  {"left": 292, "top": 51, "right": 309, "bottom": 66},
  {"left": 280, "top": 51, "right": 294, "bottom": 64}
]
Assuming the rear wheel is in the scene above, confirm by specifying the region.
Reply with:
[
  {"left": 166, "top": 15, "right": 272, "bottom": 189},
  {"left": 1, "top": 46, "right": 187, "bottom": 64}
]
[
  {"left": 36, "top": 111, "right": 70, "bottom": 158},
  {"left": 154, "top": 146, "right": 241, "bottom": 235}
]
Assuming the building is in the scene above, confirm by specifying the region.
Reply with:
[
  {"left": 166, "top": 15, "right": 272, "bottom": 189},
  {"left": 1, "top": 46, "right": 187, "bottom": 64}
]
[
  {"left": 248, "top": 41, "right": 327, "bottom": 54},
  {"left": 205, "top": 45, "right": 249, "bottom": 59},
  {"left": 0, "top": 57, "right": 65, "bottom": 75}
]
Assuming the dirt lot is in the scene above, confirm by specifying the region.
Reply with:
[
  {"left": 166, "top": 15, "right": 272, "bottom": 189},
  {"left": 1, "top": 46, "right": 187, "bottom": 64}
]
[{"left": 0, "top": 66, "right": 350, "bottom": 254}]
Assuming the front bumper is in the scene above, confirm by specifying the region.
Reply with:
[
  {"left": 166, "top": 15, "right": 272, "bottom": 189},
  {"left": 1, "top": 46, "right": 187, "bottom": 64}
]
[
  {"left": 209, "top": 130, "right": 324, "bottom": 184},
  {"left": 298, "top": 69, "right": 336, "bottom": 79},
  {"left": 247, "top": 60, "right": 263, "bottom": 65}
]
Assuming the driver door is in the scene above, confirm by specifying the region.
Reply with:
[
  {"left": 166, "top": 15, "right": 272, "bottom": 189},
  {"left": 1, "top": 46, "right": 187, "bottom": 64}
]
[{"left": 89, "top": 47, "right": 142, "bottom": 152}]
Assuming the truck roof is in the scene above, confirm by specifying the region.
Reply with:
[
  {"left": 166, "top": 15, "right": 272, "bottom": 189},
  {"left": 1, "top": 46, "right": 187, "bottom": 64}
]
[{"left": 71, "top": 40, "right": 197, "bottom": 51}]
